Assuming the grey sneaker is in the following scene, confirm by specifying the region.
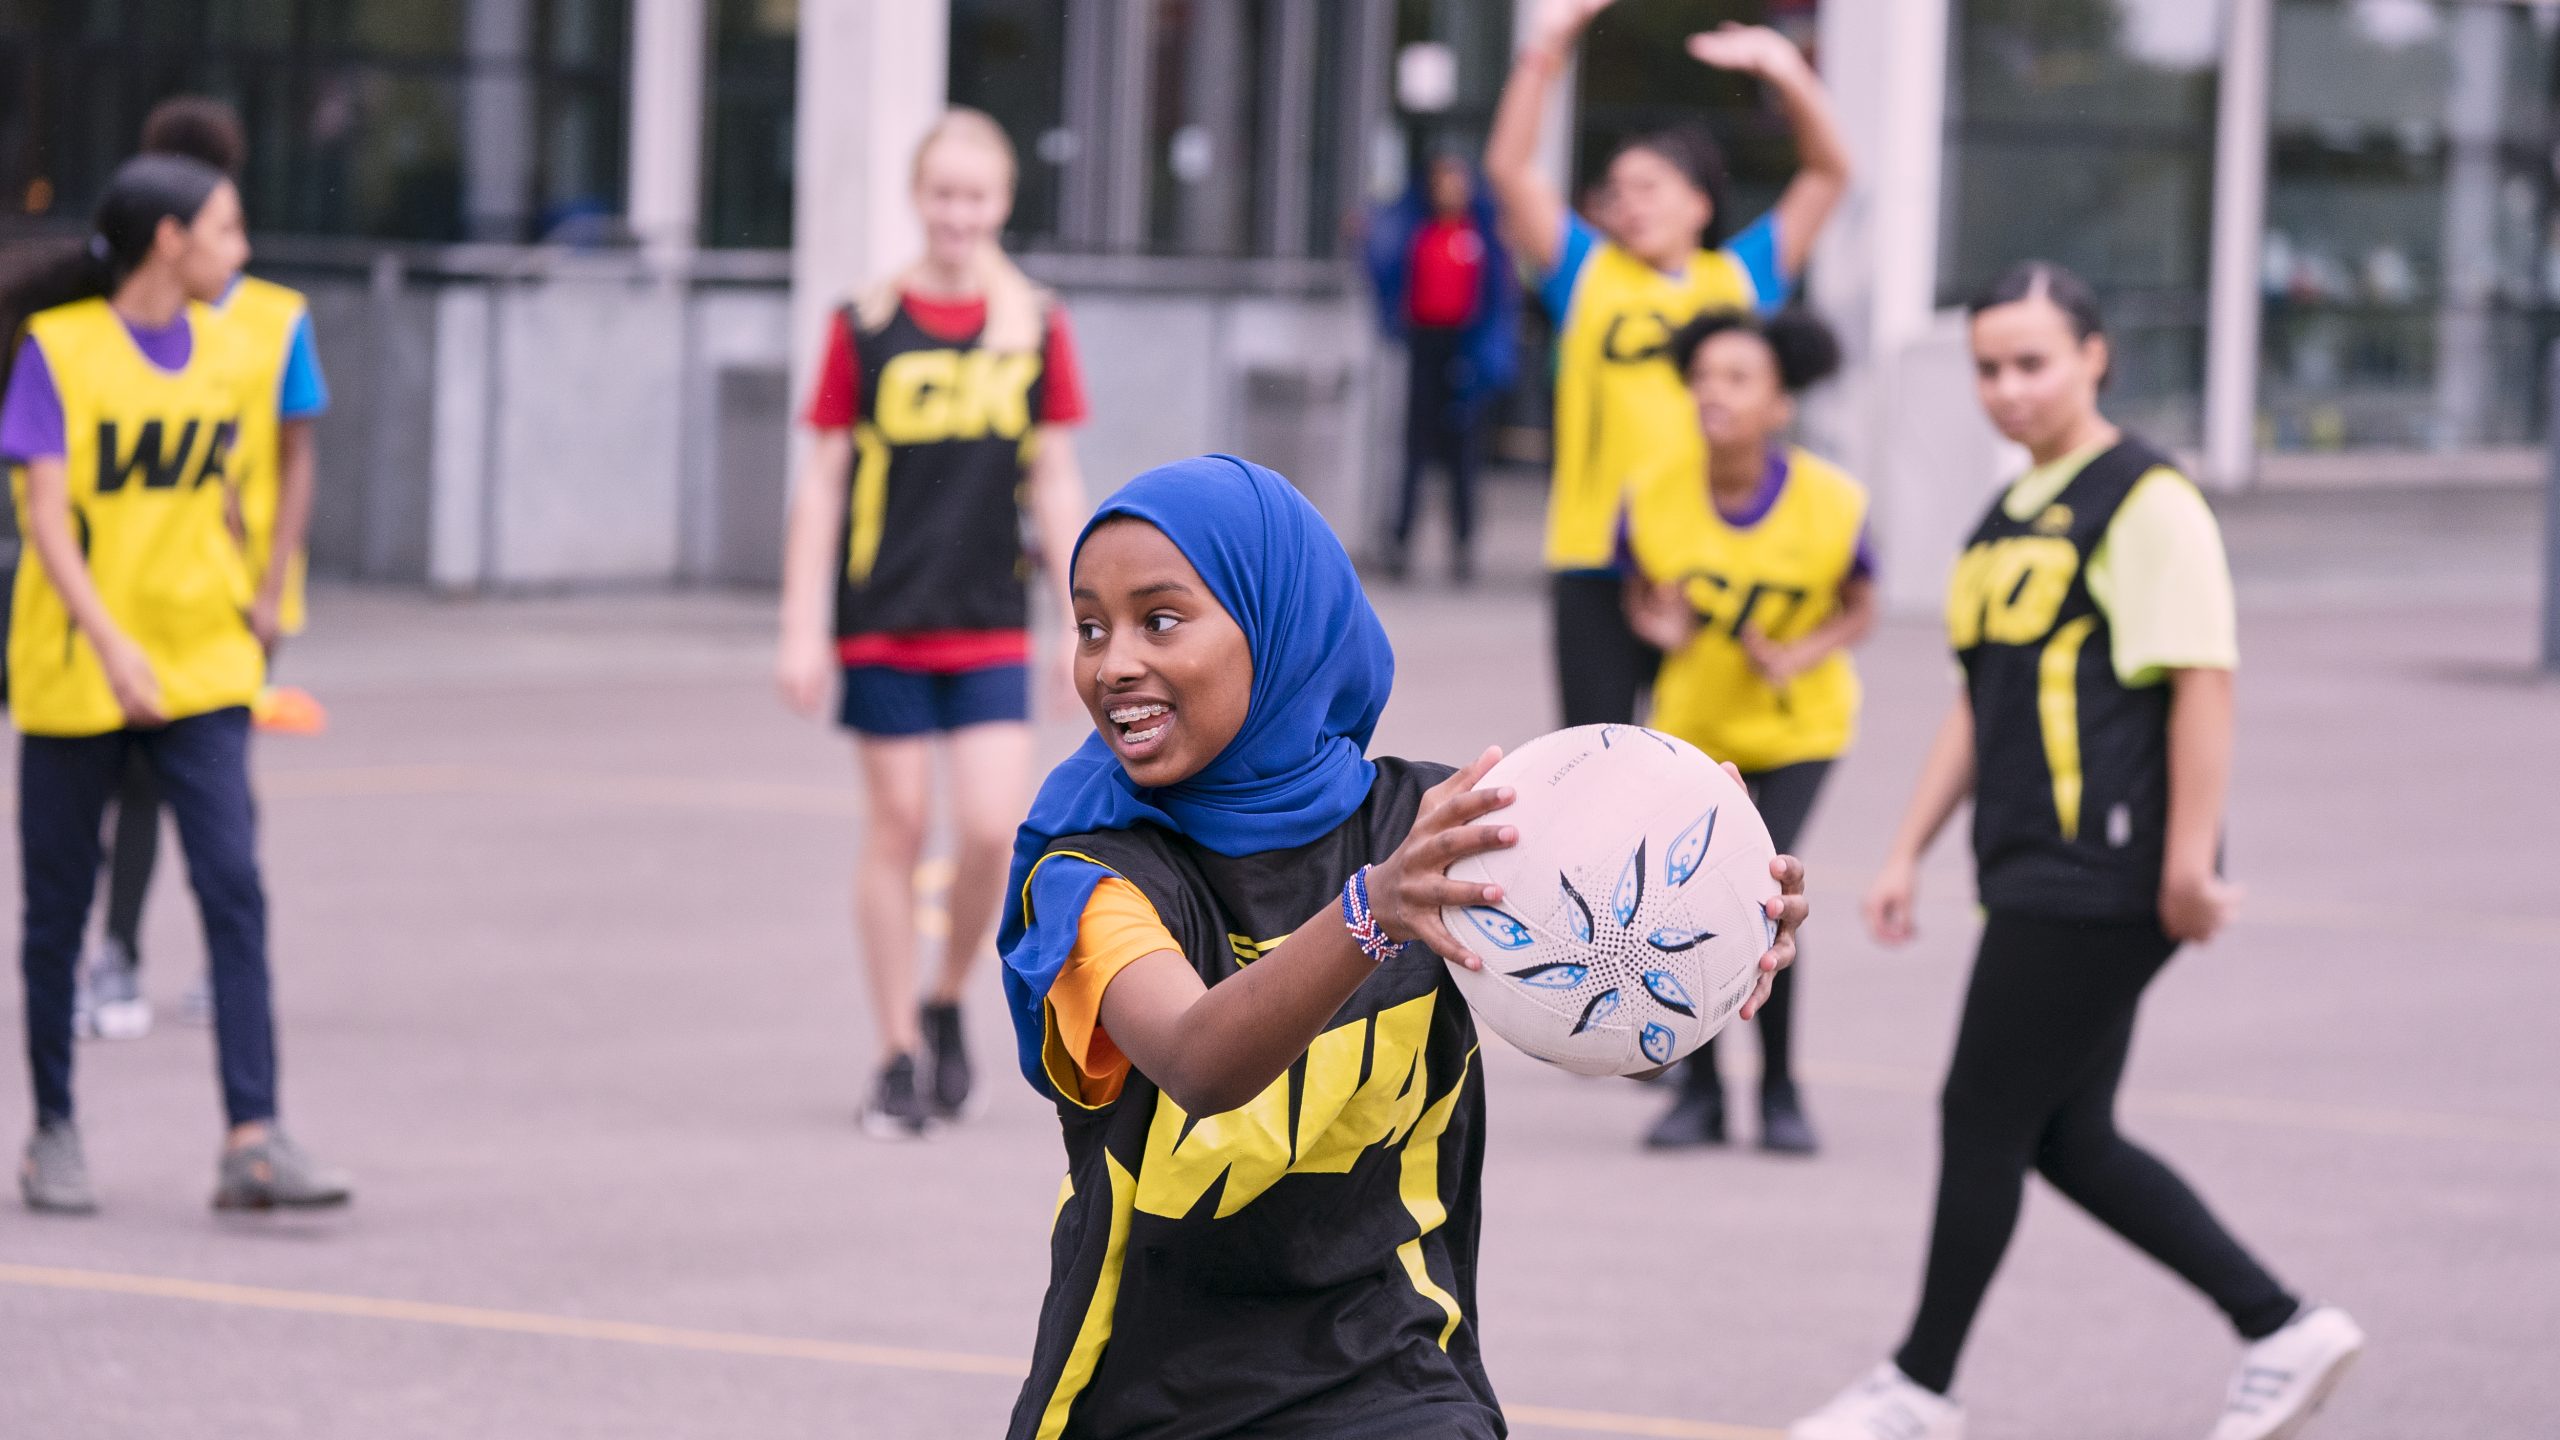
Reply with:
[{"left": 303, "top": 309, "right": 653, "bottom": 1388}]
[
  {"left": 860, "top": 1054, "right": 933, "bottom": 1140},
  {"left": 921, "top": 1002, "right": 975, "bottom": 1119},
  {"left": 213, "top": 1130, "right": 353, "bottom": 1211},
  {"left": 22, "top": 1120, "right": 99, "bottom": 1215},
  {"left": 83, "top": 941, "right": 153, "bottom": 1041}
]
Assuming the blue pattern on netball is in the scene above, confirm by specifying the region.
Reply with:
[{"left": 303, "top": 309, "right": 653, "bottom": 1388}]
[
  {"left": 1665, "top": 807, "right": 1717, "bottom": 886},
  {"left": 1612, "top": 841, "right": 1646, "bottom": 925},
  {"left": 1559, "top": 875, "right": 1596, "bottom": 943},
  {"left": 1570, "top": 989, "right": 1621, "bottom": 1036},
  {"left": 1437, "top": 724, "right": 1780, "bottom": 1077},
  {"left": 1642, "top": 971, "right": 1698, "bottom": 1016},
  {"left": 1466, "top": 907, "right": 1537, "bottom": 951},
  {"left": 1640, "top": 1022, "right": 1677, "bottom": 1065}
]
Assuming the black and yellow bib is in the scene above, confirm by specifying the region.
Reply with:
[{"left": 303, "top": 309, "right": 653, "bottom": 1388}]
[
  {"left": 1546, "top": 246, "right": 1757, "bottom": 570},
  {"left": 1949, "top": 439, "right": 2171, "bottom": 920},
  {"left": 835, "top": 299, "right": 1048, "bottom": 641},
  {"left": 1010, "top": 759, "right": 1501, "bottom": 1440},
  {"left": 9, "top": 298, "right": 263, "bottom": 736}
]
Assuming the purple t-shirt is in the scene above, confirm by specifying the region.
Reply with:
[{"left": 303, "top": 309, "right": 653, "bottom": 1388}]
[{"left": 0, "top": 315, "right": 196, "bottom": 465}]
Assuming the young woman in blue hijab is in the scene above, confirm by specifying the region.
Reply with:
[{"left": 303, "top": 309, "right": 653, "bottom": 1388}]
[{"left": 999, "top": 455, "right": 1809, "bottom": 1440}]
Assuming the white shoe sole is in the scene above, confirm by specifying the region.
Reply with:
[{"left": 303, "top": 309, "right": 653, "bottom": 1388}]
[
  {"left": 2240, "top": 1340, "right": 2363, "bottom": 1440},
  {"left": 91, "top": 1000, "right": 153, "bottom": 1041}
]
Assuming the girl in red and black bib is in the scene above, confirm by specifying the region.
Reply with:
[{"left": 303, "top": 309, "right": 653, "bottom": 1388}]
[{"left": 778, "top": 108, "right": 1089, "bottom": 1138}]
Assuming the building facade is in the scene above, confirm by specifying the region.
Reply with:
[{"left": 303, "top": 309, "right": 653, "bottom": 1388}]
[{"left": 2, "top": 0, "right": 2548, "bottom": 591}]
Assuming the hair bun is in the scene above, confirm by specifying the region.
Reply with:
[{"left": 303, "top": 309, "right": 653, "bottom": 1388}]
[{"left": 86, "top": 234, "right": 110, "bottom": 261}]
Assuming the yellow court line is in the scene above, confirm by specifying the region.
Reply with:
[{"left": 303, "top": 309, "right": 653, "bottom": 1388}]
[
  {"left": 254, "top": 763, "right": 864, "bottom": 818},
  {"left": 0, "top": 1261, "right": 1018, "bottom": 1375},
  {"left": 0, "top": 1264, "right": 1783, "bottom": 1439},
  {"left": 1504, "top": 1405, "right": 1781, "bottom": 1440},
  {"left": 2242, "top": 897, "right": 2560, "bottom": 950}
]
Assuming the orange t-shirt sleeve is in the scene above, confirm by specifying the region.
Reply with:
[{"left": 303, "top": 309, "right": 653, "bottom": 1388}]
[{"left": 1042, "top": 877, "right": 1179, "bottom": 1108}]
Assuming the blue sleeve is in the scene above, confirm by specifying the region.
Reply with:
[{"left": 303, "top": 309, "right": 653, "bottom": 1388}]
[
  {"left": 0, "top": 337, "right": 66, "bottom": 465},
  {"left": 998, "top": 854, "right": 1119, "bottom": 1099},
  {"left": 1539, "top": 211, "right": 1602, "bottom": 322},
  {"left": 1728, "top": 212, "right": 1790, "bottom": 315},
  {"left": 278, "top": 313, "right": 329, "bottom": 420}
]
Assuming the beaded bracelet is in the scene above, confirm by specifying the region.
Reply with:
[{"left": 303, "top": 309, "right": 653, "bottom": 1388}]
[{"left": 1340, "top": 865, "right": 1409, "bottom": 965}]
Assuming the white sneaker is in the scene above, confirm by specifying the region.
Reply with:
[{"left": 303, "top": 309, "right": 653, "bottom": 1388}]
[
  {"left": 2210, "top": 1305, "right": 2364, "bottom": 1440},
  {"left": 1791, "top": 1363, "right": 1965, "bottom": 1440},
  {"left": 81, "top": 942, "right": 152, "bottom": 1041}
]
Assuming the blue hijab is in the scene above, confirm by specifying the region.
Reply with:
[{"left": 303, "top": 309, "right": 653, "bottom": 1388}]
[{"left": 997, "top": 455, "right": 1394, "bottom": 1092}]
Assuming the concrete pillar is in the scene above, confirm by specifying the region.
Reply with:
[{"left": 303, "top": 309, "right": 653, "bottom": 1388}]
[
  {"left": 1867, "top": 0, "right": 1952, "bottom": 359},
  {"left": 2202, "top": 0, "right": 2273, "bottom": 489},
  {"left": 1509, "top": 0, "right": 1577, "bottom": 194},
  {"left": 2433, "top": 5, "right": 2507, "bottom": 451},
  {"left": 463, "top": 0, "right": 536, "bottom": 242},
  {"left": 788, "top": 0, "right": 950, "bottom": 433},
  {"left": 1812, "top": 0, "right": 1981, "bottom": 615},
  {"left": 627, "top": 0, "right": 708, "bottom": 265},
  {"left": 1172, "top": 0, "right": 1252, "bottom": 254}
]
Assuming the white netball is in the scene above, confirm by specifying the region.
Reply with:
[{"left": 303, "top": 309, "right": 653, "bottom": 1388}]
[{"left": 1440, "top": 725, "right": 1781, "bottom": 1078}]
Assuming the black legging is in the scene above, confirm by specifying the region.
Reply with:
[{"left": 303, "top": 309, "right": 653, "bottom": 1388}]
[
  {"left": 1893, "top": 911, "right": 2300, "bottom": 1393},
  {"left": 1551, "top": 572, "right": 1658, "bottom": 728},
  {"left": 1395, "top": 326, "right": 1481, "bottom": 562},
  {"left": 103, "top": 748, "right": 161, "bottom": 960},
  {"left": 1681, "top": 759, "right": 1829, "bottom": 1096}
]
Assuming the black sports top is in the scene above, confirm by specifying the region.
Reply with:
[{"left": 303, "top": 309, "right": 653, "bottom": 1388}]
[
  {"left": 833, "top": 298, "right": 1051, "bottom": 641},
  {"left": 1950, "top": 437, "right": 2178, "bottom": 921},
  {"left": 1008, "top": 759, "right": 1504, "bottom": 1440}
]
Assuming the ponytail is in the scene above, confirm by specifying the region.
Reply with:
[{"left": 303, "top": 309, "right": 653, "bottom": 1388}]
[
  {"left": 855, "top": 107, "right": 1047, "bottom": 354},
  {"left": 0, "top": 153, "right": 227, "bottom": 393},
  {"left": 0, "top": 242, "right": 110, "bottom": 394}
]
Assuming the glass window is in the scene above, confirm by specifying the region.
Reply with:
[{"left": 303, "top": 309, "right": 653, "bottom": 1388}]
[
  {"left": 700, "top": 0, "right": 796, "bottom": 248},
  {"left": 1574, "top": 0, "right": 1820, "bottom": 242},
  {"left": 1143, "top": 0, "right": 1268, "bottom": 256},
  {"left": 0, "top": 0, "right": 631, "bottom": 245},
  {"left": 1941, "top": 0, "right": 2224, "bottom": 447},
  {"left": 2261, "top": 0, "right": 2557, "bottom": 452},
  {"left": 949, "top": 0, "right": 1069, "bottom": 249}
]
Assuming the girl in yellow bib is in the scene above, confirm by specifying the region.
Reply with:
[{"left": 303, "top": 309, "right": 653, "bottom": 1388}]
[
  {"left": 1623, "top": 308, "right": 1873, "bottom": 1156},
  {"left": 0, "top": 155, "right": 349, "bottom": 1214},
  {"left": 1488, "top": 0, "right": 1850, "bottom": 729}
]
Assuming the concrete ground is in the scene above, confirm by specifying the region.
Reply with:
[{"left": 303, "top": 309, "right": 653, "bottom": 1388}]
[{"left": 2, "top": 478, "right": 2555, "bottom": 1439}]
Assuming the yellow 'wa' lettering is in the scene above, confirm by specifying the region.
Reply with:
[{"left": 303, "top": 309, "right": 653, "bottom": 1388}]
[{"left": 1133, "top": 992, "right": 1439, "bottom": 1220}]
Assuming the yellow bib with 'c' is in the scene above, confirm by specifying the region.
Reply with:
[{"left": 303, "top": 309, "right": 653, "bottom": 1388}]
[
  {"left": 214, "top": 275, "right": 310, "bottom": 635},
  {"left": 1546, "top": 243, "right": 1757, "bottom": 570},
  {"left": 1630, "top": 447, "right": 1867, "bottom": 771},
  {"left": 9, "top": 299, "right": 264, "bottom": 737}
]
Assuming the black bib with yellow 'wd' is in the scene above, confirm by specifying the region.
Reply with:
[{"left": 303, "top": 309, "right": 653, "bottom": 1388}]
[
  {"left": 1949, "top": 439, "right": 2173, "bottom": 921},
  {"left": 834, "top": 299, "right": 1048, "bottom": 641},
  {"left": 1008, "top": 758, "right": 1502, "bottom": 1440}
]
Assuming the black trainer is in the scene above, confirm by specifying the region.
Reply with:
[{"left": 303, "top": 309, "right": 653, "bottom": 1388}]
[
  {"left": 920, "top": 1002, "right": 974, "bottom": 1119},
  {"left": 1759, "top": 1081, "right": 1819, "bottom": 1155},
  {"left": 1644, "top": 1082, "right": 1728, "bottom": 1149},
  {"left": 860, "top": 1053, "right": 932, "bottom": 1140}
]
